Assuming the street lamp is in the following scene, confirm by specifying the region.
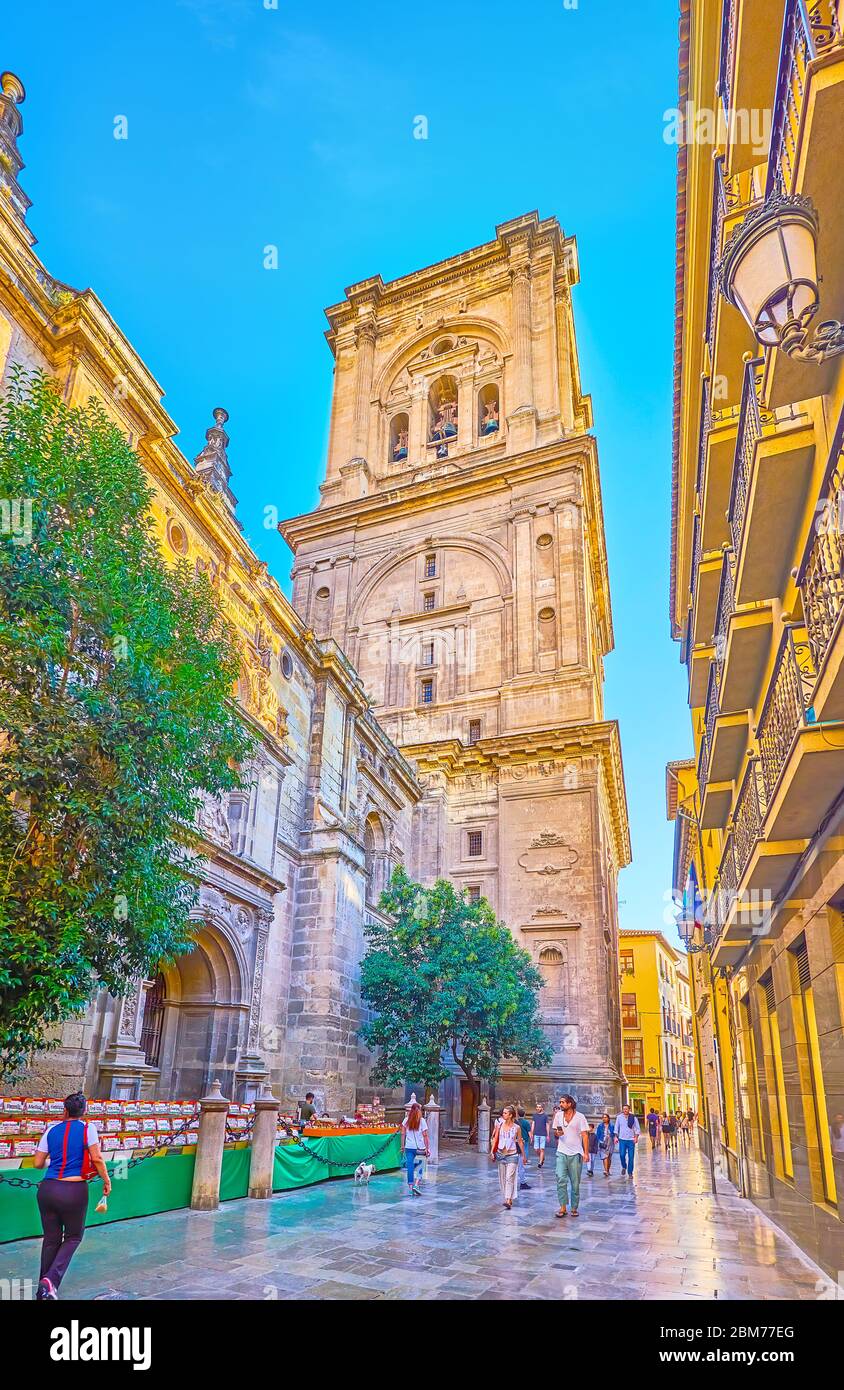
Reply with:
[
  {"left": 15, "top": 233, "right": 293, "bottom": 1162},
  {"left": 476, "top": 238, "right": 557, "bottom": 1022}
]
[{"left": 718, "top": 192, "right": 844, "bottom": 363}]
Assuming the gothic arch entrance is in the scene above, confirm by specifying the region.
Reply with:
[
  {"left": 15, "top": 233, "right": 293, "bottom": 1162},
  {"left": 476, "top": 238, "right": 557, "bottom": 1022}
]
[{"left": 156, "top": 923, "right": 248, "bottom": 1100}]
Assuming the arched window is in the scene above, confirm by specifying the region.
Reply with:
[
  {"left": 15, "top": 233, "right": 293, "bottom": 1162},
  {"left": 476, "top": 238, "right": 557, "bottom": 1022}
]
[
  {"left": 478, "top": 382, "right": 500, "bottom": 439},
  {"left": 389, "top": 412, "right": 409, "bottom": 464},
  {"left": 363, "top": 813, "right": 385, "bottom": 904},
  {"left": 428, "top": 376, "right": 459, "bottom": 457},
  {"left": 140, "top": 973, "right": 166, "bottom": 1068}
]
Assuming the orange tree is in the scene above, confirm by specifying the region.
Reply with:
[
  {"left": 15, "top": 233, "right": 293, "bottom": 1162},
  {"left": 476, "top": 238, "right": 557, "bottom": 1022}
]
[
  {"left": 360, "top": 867, "right": 552, "bottom": 1105},
  {"left": 0, "top": 371, "right": 253, "bottom": 1077}
]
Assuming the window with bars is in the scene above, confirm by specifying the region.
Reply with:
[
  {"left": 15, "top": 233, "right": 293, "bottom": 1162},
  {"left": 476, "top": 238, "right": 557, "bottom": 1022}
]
[
  {"left": 467, "top": 830, "right": 483, "bottom": 858},
  {"left": 468, "top": 719, "right": 481, "bottom": 744},
  {"left": 623, "top": 1038, "right": 644, "bottom": 1076},
  {"left": 424, "top": 553, "right": 437, "bottom": 579},
  {"left": 423, "top": 592, "right": 435, "bottom": 612},
  {"left": 420, "top": 678, "right": 434, "bottom": 705},
  {"left": 621, "top": 992, "right": 638, "bottom": 1029},
  {"left": 465, "top": 885, "right": 481, "bottom": 905},
  {"left": 421, "top": 641, "right": 434, "bottom": 666},
  {"left": 140, "top": 974, "right": 166, "bottom": 1068}
]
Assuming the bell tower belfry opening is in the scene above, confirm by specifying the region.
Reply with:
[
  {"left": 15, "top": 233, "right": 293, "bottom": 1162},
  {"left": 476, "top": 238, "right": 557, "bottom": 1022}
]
[{"left": 281, "top": 212, "right": 630, "bottom": 1121}]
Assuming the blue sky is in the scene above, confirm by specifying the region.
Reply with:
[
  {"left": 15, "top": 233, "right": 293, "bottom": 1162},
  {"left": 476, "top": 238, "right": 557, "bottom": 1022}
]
[{"left": 5, "top": 0, "right": 691, "bottom": 941}]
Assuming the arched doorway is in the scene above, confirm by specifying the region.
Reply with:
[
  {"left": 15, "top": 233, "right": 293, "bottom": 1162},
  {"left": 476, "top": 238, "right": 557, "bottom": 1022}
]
[{"left": 156, "top": 923, "right": 248, "bottom": 1100}]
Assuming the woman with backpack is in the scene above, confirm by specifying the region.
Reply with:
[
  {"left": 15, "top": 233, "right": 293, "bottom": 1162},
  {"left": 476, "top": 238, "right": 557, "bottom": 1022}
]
[{"left": 31, "top": 1091, "right": 111, "bottom": 1300}]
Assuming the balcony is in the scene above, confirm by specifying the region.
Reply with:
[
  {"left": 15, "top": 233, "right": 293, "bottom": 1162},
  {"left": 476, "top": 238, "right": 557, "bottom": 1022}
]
[
  {"left": 799, "top": 449, "right": 844, "bottom": 718},
  {"left": 721, "top": 0, "right": 791, "bottom": 173},
  {"left": 699, "top": 657, "right": 748, "bottom": 828},
  {"left": 765, "top": 0, "right": 844, "bottom": 408},
  {"left": 759, "top": 625, "right": 844, "bottom": 840},
  {"left": 728, "top": 359, "right": 815, "bottom": 606},
  {"left": 708, "top": 159, "right": 765, "bottom": 406},
  {"left": 690, "top": 510, "right": 725, "bottom": 648},
  {"left": 698, "top": 378, "right": 742, "bottom": 554},
  {"left": 714, "top": 545, "right": 774, "bottom": 714}
]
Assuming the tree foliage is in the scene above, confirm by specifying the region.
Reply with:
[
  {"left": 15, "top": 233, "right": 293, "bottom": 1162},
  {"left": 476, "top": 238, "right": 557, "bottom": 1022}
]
[
  {"left": 0, "top": 370, "right": 254, "bottom": 1076},
  {"left": 359, "top": 867, "right": 552, "bottom": 1096}
]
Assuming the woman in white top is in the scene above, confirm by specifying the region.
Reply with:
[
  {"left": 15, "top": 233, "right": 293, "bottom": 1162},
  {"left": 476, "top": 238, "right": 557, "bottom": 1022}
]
[
  {"left": 490, "top": 1104, "right": 526, "bottom": 1210},
  {"left": 401, "top": 1101, "right": 430, "bottom": 1197}
]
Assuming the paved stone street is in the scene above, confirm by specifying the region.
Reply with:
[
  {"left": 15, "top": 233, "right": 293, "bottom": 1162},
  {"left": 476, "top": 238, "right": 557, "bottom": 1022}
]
[{"left": 1, "top": 1140, "right": 834, "bottom": 1300}]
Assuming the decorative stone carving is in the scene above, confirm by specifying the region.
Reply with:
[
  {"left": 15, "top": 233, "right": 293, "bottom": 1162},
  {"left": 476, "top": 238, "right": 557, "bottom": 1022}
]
[
  {"left": 198, "top": 793, "right": 233, "bottom": 849},
  {"left": 518, "top": 831, "right": 578, "bottom": 876},
  {"left": 194, "top": 407, "right": 238, "bottom": 514}
]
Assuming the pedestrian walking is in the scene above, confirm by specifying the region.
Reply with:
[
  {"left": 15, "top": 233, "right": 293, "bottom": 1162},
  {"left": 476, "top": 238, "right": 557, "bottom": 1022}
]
[
  {"left": 663, "top": 1113, "right": 678, "bottom": 1153},
  {"left": 530, "top": 1102, "right": 549, "bottom": 1168},
  {"left": 679, "top": 1114, "right": 691, "bottom": 1147},
  {"left": 31, "top": 1091, "right": 111, "bottom": 1300},
  {"left": 614, "top": 1104, "right": 641, "bottom": 1177},
  {"left": 490, "top": 1104, "right": 526, "bottom": 1210},
  {"left": 517, "top": 1107, "right": 532, "bottom": 1190},
  {"left": 552, "top": 1094, "right": 589, "bottom": 1218},
  {"left": 646, "top": 1106, "right": 660, "bottom": 1150},
  {"left": 401, "top": 1100, "right": 430, "bottom": 1196},
  {"left": 585, "top": 1122, "right": 598, "bottom": 1176},
  {"left": 595, "top": 1112, "right": 615, "bottom": 1176}
]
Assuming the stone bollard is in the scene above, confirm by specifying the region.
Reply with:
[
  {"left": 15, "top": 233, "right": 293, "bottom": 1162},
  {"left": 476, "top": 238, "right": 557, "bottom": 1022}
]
[
  {"left": 190, "top": 1078, "right": 230, "bottom": 1212},
  {"left": 424, "top": 1094, "right": 442, "bottom": 1167},
  {"left": 477, "top": 1097, "right": 491, "bottom": 1154},
  {"left": 248, "top": 1084, "right": 280, "bottom": 1199}
]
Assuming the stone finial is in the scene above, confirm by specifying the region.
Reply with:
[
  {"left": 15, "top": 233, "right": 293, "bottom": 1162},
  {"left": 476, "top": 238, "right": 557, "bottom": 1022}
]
[
  {"left": 194, "top": 407, "right": 239, "bottom": 516},
  {"left": 0, "top": 72, "right": 32, "bottom": 236}
]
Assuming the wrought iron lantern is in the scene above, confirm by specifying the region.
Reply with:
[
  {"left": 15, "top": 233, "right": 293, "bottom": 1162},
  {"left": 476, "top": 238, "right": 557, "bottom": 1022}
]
[{"left": 719, "top": 193, "right": 844, "bottom": 363}]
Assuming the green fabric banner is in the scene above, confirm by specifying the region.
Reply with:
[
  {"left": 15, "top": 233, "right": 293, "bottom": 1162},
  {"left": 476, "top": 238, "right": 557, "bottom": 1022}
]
[{"left": 0, "top": 1132, "right": 401, "bottom": 1243}]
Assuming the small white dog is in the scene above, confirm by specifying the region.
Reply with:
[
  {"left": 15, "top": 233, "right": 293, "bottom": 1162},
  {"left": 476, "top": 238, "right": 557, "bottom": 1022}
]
[{"left": 354, "top": 1161, "right": 375, "bottom": 1185}]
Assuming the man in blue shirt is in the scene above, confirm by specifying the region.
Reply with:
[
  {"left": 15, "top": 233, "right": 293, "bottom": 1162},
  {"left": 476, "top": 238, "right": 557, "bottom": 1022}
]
[{"left": 614, "top": 1104, "right": 641, "bottom": 1177}]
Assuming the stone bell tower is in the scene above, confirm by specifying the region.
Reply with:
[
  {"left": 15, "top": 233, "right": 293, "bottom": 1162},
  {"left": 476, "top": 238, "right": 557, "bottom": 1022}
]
[{"left": 281, "top": 212, "right": 630, "bottom": 1122}]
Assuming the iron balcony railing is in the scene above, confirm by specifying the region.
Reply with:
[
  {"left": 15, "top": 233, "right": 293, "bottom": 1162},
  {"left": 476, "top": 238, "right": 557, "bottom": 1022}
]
[
  {"left": 690, "top": 511, "right": 702, "bottom": 607},
  {"left": 768, "top": 0, "right": 843, "bottom": 198},
  {"left": 728, "top": 357, "right": 767, "bottom": 555},
  {"left": 698, "top": 662, "right": 720, "bottom": 792},
  {"left": 696, "top": 377, "right": 711, "bottom": 502},
  {"left": 713, "top": 548, "right": 736, "bottom": 682},
  {"left": 757, "top": 626, "right": 817, "bottom": 803},
  {"left": 718, "top": 0, "right": 737, "bottom": 119},
  {"left": 732, "top": 756, "right": 768, "bottom": 886},
  {"left": 800, "top": 459, "right": 844, "bottom": 673}
]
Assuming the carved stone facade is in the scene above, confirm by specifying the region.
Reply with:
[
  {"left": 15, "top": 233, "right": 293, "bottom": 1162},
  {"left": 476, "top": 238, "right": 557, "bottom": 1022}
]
[
  {"left": 0, "top": 75, "right": 419, "bottom": 1115},
  {"left": 282, "top": 214, "right": 631, "bottom": 1122}
]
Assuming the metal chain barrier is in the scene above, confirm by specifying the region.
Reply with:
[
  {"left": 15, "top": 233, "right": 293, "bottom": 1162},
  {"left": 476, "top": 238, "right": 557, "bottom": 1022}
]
[
  {"left": 287, "top": 1131, "right": 398, "bottom": 1169},
  {"left": 0, "top": 1109, "right": 201, "bottom": 1192}
]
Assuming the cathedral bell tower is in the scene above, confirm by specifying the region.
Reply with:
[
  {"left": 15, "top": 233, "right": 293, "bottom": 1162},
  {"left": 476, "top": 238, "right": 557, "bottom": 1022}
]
[{"left": 281, "top": 212, "right": 630, "bottom": 1121}]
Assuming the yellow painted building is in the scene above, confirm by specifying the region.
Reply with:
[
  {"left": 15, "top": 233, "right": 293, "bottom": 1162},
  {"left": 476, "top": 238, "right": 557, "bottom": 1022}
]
[
  {"left": 669, "top": 1, "right": 844, "bottom": 1275},
  {"left": 619, "top": 930, "right": 698, "bottom": 1118}
]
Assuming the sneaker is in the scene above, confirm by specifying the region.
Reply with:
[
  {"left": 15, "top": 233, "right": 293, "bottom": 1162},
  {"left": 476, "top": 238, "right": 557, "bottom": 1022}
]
[
  {"left": 37, "top": 1278, "right": 57, "bottom": 1301},
  {"left": 412, "top": 1184, "right": 422, "bottom": 1196}
]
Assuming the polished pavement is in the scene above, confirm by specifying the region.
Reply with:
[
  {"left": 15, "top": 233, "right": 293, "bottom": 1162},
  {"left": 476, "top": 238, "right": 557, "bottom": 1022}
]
[{"left": 0, "top": 1137, "right": 835, "bottom": 1300}]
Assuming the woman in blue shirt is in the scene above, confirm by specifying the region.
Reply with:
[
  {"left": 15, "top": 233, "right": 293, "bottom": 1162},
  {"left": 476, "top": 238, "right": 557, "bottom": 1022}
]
[{"left": 32, "top": 1091, "right": 111, "bottom": 1300}]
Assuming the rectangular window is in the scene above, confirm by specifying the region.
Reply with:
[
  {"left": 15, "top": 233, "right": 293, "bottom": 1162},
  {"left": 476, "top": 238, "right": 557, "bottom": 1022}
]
[
  {"left": 465, "top": 885, "right": 481, "bottom": 905},
  {"left": 468, "top": 719, "right": 481, "bottom": 744},
  {"left": 420, "top": 678, "right": 434, "bottom": 705},
  {"left": 467, "top": 830, "right": 483, "bottom": 858},
  {"left": 421, "top": 641, "right": 434, "bottom": 666},
  {"left": 424, "top": 554, "right": 437, "bottom": 579},
  {"left": 423, "top": 592, "right": 435, "bottom": 612},
  {"left": 620, "top": 949, "right": 634, "bottom": 975},
  {"left": 759, "top": 972, "right": 793, "bottom": 1181},
  {"left": 623, "top": 1039, "right": 644, "bottom": 1076},
  {"left": 621, "top": 993, "right": 638, "bottom": 1029}
]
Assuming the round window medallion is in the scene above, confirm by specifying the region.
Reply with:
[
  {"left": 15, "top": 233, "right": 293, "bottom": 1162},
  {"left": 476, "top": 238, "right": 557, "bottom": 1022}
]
[
  {"left": 315, "top": 586, "right": 330, "bottom": 600},
  {"left": 280, "top": 650, "right": 294, "bottom": 680},
  {"left": 538, "top": 606, "right": 555, "bottom": 622},
  {"left": 168, "top": 521, "right": 188, "bottom": 556},
  {"left": 432, "top": 337, "right": 454, "bottom": 356},
  {"left": 536, "top": 533, "right": 553, "bottom": 549}
]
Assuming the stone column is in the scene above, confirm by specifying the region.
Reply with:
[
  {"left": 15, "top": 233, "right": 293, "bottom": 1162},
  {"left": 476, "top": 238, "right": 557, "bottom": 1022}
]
[
  {"left": 98, "top": 978, "right": 158, "bottom": 1100},
  {"left": 512, "top": 507, "right": 536, "bottom": 676},
  {"left": 456, "top": 371, "right": 474, "bottom": 452},
  {"left": 351, "top": 317, "right": 376, "bottom": 462},
  {"left": 511, "top": 263, "right": 534, "bottom": 411},
  {"left": 247, "top": 1084, "right": 280, "bottom": 1199},
  {"left": 408, "top": 376, "right": 428, "bottom": 465},
  {"left": 477, "top": 1097, "right": 491, "bottom": 1154},
  {"left": 190, "top": 1079, "right": 230, "bottom": 1212},
  {"left": 424, "top": 1094, "right": 443, "bottom": 1167}
]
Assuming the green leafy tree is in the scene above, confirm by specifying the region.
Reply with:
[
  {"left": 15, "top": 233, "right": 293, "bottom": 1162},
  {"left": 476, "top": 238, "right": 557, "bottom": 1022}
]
[
  {"left": 0, "top": 370, "right": 254, "bottom": 1077},
  {"left": 360, "top": 867, "right": 552, "bottom": 1105}
]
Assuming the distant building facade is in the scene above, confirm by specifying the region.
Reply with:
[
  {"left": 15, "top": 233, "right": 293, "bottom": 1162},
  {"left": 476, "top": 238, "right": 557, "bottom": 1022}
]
[{"left": 619, "top": 930, "right": 698, "bottom": 1119}]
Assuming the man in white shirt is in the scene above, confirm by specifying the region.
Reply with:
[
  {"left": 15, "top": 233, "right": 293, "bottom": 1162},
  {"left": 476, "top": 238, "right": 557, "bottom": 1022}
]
[{"left": 551, "top": 1094, "right": 589, "bottom": 1218}]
